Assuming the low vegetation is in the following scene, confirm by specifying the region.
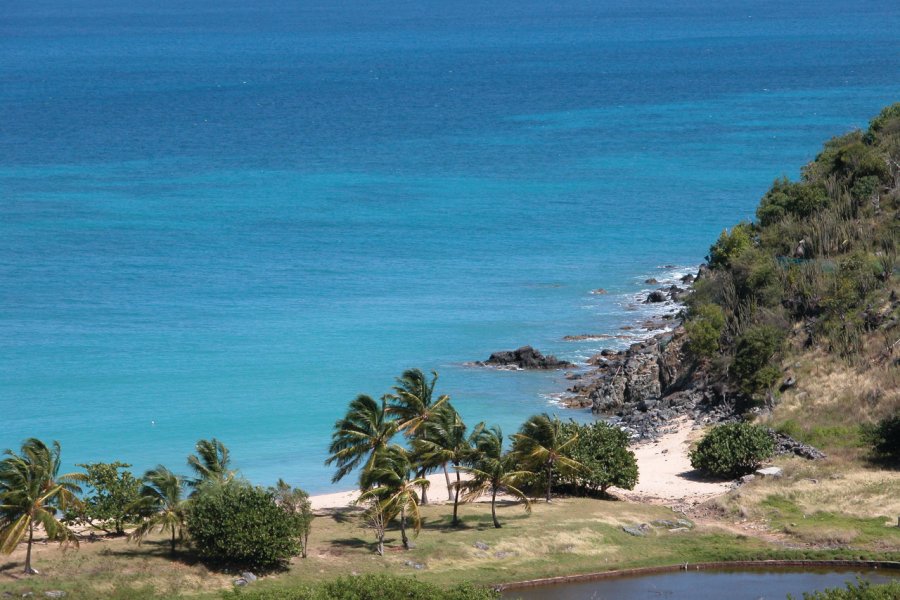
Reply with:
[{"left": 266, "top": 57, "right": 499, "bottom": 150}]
[{"left": 690, "top": 422, "right": 775, "bottom": 478}]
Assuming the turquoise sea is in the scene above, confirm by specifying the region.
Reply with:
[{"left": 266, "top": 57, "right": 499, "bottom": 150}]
[{"left": 2, "top": 0, "right": 898, "bottom": 493}]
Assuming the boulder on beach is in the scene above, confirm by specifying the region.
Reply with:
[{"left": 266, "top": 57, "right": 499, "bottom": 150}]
[
  {"left": 478, "top": 346, "right": 574, "bottom": 369},
  {"left": 645, "top": 290, "right": 667, "bottom": 303}
]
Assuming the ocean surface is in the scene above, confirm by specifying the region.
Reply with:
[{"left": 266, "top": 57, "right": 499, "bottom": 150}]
[{"left": 2, "top": 0, "right": 898, "bottom": 493}]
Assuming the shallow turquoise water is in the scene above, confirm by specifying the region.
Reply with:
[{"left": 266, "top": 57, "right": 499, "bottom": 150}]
[{"left": 2, "top": 0, "right": 898, "bottom": 492}]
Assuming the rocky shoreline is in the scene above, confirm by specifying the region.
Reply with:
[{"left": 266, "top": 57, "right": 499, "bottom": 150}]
[{"left": 476, "top": 270, "right": 826, "bottom": 460}]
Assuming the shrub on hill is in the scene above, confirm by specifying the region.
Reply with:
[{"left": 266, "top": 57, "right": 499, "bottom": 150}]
[
  {"left": 732, "top": 324, "right": 785, "bottom": 401},
  {"left": 690, "top": 422, "right": 774, "bottom": 479},
  {"left": 862, "top": 415, "right": 900, "bottom": 467},
  {"left": 685, "top": 303, "right": 726, "bottom": 359}
]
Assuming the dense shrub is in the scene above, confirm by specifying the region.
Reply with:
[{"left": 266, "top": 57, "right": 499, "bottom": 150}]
[
  {"left": 188, "top": 482, "right": 301, "bottom": 570},
  {"left": 732, "top": 324, "right": 785, "bottom": 399},
  {"left": 221, "top": 574, "right": 500, "bottom": 600},
  {"left": 689, "top": 422, "right": 774, "bottom": 478},
  {"left": 559, "top": 421, "right": 638, "bottom": 495},
  {"left": 685, "top": 303, "right": 726, "bottom": 359},
  {"left": 862, "top": 415, "right": 900, "bottom": 466},
  {"left": 756, "top": 178, "right": 829, "bottom": 226},
  {"left": 74, "top": 461, "right": 142, "bottom": 535},
  {"left": 708, "top": 222, "right": 753, "bottom": 269},
  {"left": 790, "top": 578, "right": 900, "bottom": 600}
]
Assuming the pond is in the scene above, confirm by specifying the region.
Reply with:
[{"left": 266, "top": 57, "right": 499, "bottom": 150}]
[{"left": 504, "top": 567, "right": 898, "bottom": 600}]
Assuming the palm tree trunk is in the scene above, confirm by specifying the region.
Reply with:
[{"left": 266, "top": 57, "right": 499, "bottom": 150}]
[
  {"left": 377, "top": 534, "right": 384, "bottom": 556},
  {"left": 400, "top": 506, "right": 409, "bottom": 550},
  {"left": 418, "top": 468, "right": 428, "bottom": 505},
  {"left": 170, "top": 528, "right": 176, "bottom": 555},
  {"left": 452, "top": 469, "right": 461, "bottom": 526},
  {"left": 546, "top": 462, "right": 553, "bottom": 503},
  {"left": 443, "top": 463, "right": 452, "bottom": 500},
  {"left": 491, "top": 488, "right": 501, "bottom": 529},
  {"left": 24, "top": 521, "right": 36, "bottom": 575}
]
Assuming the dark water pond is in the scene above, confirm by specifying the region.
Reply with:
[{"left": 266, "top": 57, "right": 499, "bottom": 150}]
[{"left": 504, "top": 568, "right": 898, "bottom": 600}]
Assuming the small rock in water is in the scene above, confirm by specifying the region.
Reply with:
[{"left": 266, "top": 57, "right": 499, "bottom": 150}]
[
  {"left": 645, "top": 290, "right": 667, "bottom": 303},
  {"left": 645, "top": 278, "right": 659, "bottom": 284},
  {"left": 591, "top": 288, "right": 608, "bottom": 295}
]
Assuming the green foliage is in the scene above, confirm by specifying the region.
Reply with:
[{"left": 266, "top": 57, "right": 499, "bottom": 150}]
[
  {"left": 708, "top": 222, "right": 753, "bottom": 269},
  {"left": 790, "top": 578, "right": 900, "bottom": 600},
  {"left": 222, "top": 574, "right": 500, "bottom": 600},
  {"left": 269, "top": 479, "right": 313, "bottom": 558},
  {"left": 560, "top": 421, "right": 638, "bottom": 494},
  {"left": 732, "top": 324, "right": 785, "bottom": 399},
  {"left": 187, "top": 438, "right": 236, "bottom": 490},
  {"left": 512, "top": 413, "right": 582, "bottom": 502},
  {"left": 128, "top": 465, "right": 189, "bottom": 555},
  {"left": 0, "top": 439, "right": 85, "bottom": 574},
  {"left": 685, "top": 303, "right": 726, "bottom": 359},
  {"left": 76, "top": 462, "right": 142, "bottom": 535},
  {"left": 862, "top": 415, "right": 900, "bottom": 466},
  {"left": 756, "top": 178, "right": 829, "bottom": 226},
  {"left": 187, "top": 481, "right": 301, "bottom": 570},
  {"left": 689, "top": 422, "right": 774, "bottom": 478},
  {"left": 867, "top": 102, "right": 900, "bottom": 137}
]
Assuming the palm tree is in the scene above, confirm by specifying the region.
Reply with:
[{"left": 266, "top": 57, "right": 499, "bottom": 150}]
[
  {"left": 0, "top": 439, "right": 85, "bottom": 574},
  {"left": 357, "top": 447, "right": 428, "bottom": 550},
  {"left": 414, "top": 405, "right": 472, "bottom": 526},
  {"left": 511, "top": 414, "right": 582, "bottom": 503},
  {"left": 387, "top": 369, "right": 450, "bottom": 504},
  {"left": 128, "top": 466, "right": 188, "bottom": 555},
  {"left": 326, "top": 394, "right": 399, "bottom": 487},
  {"left": 186, "top": 438, "right": 235, "bottom": 490},
  {"left": 459, "top": 425, "right": 532, "bottom": 528}
]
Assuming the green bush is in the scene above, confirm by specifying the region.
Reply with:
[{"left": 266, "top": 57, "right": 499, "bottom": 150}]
[
  {"left": 862, "top": 415, "right": 900, "bottom": 466},
  {"left": 560, "top": 421, "right": 638, "bottom": 495},
  {"left": 756, "top": 178, "right": 829, "bottom": 226},
  {"left": 708, "top": 222, "right": 753, "bottom": 269},
  {"left": 685, "top": 303, "right": 726, "bottom": 359},
  {"left": 732, "top": 324, "right": 785, "bottom": 399},
  {"left": 188, "top": 481, "right": 301, "bottom": 570},
  {"left": 689, "top": 422, "right": 774, "bottom": 478},
  {"left": 790, "top": 578, "right": 900, "bottom": 600},
  {"left": 74, "top": 461, "right": 142, "bottom": 535},
  {"left": 222, "top": 574, "right": 500, "bottom": 600}
]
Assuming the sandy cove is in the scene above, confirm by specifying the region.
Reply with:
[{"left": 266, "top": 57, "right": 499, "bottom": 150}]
[{"left": 310, "top": 417, "right": 730, "bottom": 511}]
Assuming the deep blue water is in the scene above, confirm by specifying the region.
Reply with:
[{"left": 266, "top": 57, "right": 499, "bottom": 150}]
[{"left": 2, "top": 0, "right": 898, "bottom": 493}]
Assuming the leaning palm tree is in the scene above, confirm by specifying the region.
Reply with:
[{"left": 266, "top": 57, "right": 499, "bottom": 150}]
[
  {"left": 0, "top": 439, "right": 85, "bottom": 574},
  {"left": 326, "top": 394, "right": 400, "bottom": 487},
  {"left": 128, "top": 466, "right": 188, "bottom": 555},
  {"left": 414, "top": 404, "right": 472, "bottom": 525},
  {"left": 357, "top": 447, "right": 428, "bottom": 550},
  {"left": 511, "top": 413, "right": 583, "bottom": 503},
  {"left": 387, "top": 369, "right": 450, "bottom": 504},
  {"left": 459, "top": 425, "right": 532, "bottom": 528},
  {"left": 186, "top": 438, "right": 235, "bottom": 490}
]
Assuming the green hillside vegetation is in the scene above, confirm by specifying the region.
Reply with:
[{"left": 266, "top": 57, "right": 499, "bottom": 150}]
[{"left": 685, "top": 103, "right": 899, "bottom": 437}]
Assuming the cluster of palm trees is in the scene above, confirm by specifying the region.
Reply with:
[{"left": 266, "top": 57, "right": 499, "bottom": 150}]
[
  {"left": 0, "top": 437, "right": 237, "bottom": 574},
  {"left": 325, "top": 368, "right": 583, "bottom": 547}
]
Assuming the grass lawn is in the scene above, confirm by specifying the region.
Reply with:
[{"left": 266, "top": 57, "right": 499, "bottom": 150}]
[{"left": 3, "top": 492, "right": 898, "bottom": 600}]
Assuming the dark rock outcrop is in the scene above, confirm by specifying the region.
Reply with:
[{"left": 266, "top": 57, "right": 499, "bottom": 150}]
[
  {"left": 645, "top": 290, "right": 667, "bottom": 303},
  {"left": 478, "top": 346, "right": 574, "bottom": 370},
  {"left": 769, "top": 430, "right": 826, "bottom": 460}
]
